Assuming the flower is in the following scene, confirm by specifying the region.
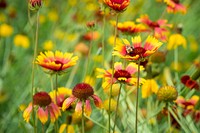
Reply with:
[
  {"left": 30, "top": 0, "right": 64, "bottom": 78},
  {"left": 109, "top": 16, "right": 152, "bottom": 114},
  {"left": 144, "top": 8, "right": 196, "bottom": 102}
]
[
  {"left": 176, "top": 95, "right": 199, "bottom": 116},
  {"left": 141, "top": 79, "right": 159, "bottom": 98},
  {"left": 167, "top": 33, "right": 186, "bottom": 50},
  {"left": 23, "top": 92, "right": 61, "bottom": 124},
  {"left": 0, "top": 23, "right": 13, "bottom": 37},
  {"left": 104, "top": 0, "right": 130, "bottom": 12},
  {"left": 181, "top": 75, "right": 199, "bottom": 90},
  {"left": 164, "top": 0, "right": 187, "bottom": 14},
  {"left": 43, "top": 40, "right": 54, "bottom": 50},
  {"left": 157, "top": 86, "right": 178, "bottom": 102},
  {"left": 49, "top": 87, "right": 72, "bottom": 108},
  {"left": 96, "top": 62, "right": 145, "bottom": 90},
  {"left": 103, "top": 98, "right": 117, "bottom": 112},
  {"left": 59, "top": 124, "right": 75, "bottom": 133},
  {"left": 82, "top": 31, "right": 100, "bottom": 41},
  {"left": 13, "top": 34, "right": 30, "bottom": 48},
  {"left": 62, "top": 83, "right": 102, "bottom": 116},
  {"left": 29, "top": 0, "right": 42, "bottom": 11},
  {"left": 111, "top": 21, "right": 147, "bottom": 34},
  {"left": 36, "top": 51, "right": 78, "bottom": 74},
  {"left": 136, "top": 14, "right": 172, "bottom": 41},
  {"left": 113, "top": 35, "right": 162, "bottom": 61}
]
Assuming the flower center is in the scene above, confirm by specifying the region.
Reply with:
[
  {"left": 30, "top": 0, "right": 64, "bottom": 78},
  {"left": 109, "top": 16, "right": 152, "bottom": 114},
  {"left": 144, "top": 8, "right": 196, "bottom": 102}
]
[
  {"left": 172, "top": 0, "right": 179, "bottom": 4},
  {"left": 111, "top": 0, "right": 124, "bottom": 4},
  {"left": 72, "top": 83, "right": 94, "bottom": 100},
  {"left": 149, "top": 22, "right": 160, "bottom": 28},
  {"left": 33, "top": 92, "right": 51, "bottom": 107},
  {"left": 114, "top": 70, "right": 131, "bottom": 82},
  {"left": 55, "top": 60, "right": 64, "bottom": 70}
]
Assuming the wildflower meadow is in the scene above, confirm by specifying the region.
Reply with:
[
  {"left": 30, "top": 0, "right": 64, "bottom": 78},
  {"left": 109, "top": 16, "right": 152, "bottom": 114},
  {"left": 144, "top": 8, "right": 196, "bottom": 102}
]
[{"left": 0, "top": 0, "right": 200, "bottom": 133}]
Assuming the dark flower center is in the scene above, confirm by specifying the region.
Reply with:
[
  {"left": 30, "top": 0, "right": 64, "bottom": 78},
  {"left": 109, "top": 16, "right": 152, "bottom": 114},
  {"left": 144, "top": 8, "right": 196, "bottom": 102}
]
[
  {"left": 33, "top": 92, "right": 51, "bottom": 107},
  {"left": 127, "top": 47, "right": 146, "bottom": 58},
  {"left": 173, "top": 0, "right": 179, "bottom": 4},
  {"left": 111, "top": 0, "right": 124, "bottom": 4},
  {"left": 149, "top": 22, "right": 160, "bottom": 28},
  {"left": 55, "top": 60, "right": 64, "bottom": 70},
  {"left": 72, "top": 83, "right": 94, "bottom": 100},
  {"left": 114, "top": 70, "right": 131, "bottom": 82}
]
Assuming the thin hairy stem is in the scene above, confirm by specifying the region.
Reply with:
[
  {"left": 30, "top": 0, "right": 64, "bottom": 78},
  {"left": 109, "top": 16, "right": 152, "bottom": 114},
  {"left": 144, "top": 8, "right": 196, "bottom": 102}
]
[{"left": 135, "top": 61, "right": 140, "bottom": 133}]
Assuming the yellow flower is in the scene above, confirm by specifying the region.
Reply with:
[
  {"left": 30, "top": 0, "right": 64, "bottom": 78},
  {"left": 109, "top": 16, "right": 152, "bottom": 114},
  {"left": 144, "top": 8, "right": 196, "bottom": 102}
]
[
  {"left": 0, "top": 23, "right": 13, "bottom": 37},
  {"left": 54, "top": 29, "right": 65, "bottom": 40},
  {"left": 43, "top": 40, "right": 54, "bottom": 50},
  {"left": 142, "top": 79, "right": 159, "bottom": 98},
  {"left": 167, "top": 33, "right": 186, "bottom": 50},
  {"left": 68, "top": 0, "right": 77, "bottom": 6},
  {"left": 103, "top": 98, "right": 117, "bottom": 112},
  {"left": 48, "top": 10, "right": 58, "bottom": 22},
  {"left": 108, "top": 35, "right": 122, "bottom": 46},
  {"left": 59, "top": 124, "right": 75, "bottom": 133},
  {"left": 84, "top": 76, "right": 96, "bottom": 86},
  {"left": 39, "top": 15, "right": 46, "bottom": 24},
  {"left": 14, "top": 34, "right": 30, "bottom": 48}
]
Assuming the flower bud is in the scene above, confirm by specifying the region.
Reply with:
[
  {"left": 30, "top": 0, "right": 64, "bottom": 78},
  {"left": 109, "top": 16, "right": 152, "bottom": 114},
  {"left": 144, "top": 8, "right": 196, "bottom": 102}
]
[{"left": 29, "top": 0, "right": 42, "bottom": 11}]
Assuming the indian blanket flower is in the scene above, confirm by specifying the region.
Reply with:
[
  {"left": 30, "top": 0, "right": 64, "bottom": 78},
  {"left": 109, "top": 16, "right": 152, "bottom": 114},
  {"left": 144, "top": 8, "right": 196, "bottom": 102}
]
[
  {"left": 104, "top": 0, "right": 130, "bottom": 12},
  {"left": 36, "top": 50, "right": 78, "bottom": 74},
  {"left": 0, "top": 23, "right": 13, "bottom": 37},
  {"left": 23, "top": 92, "right": 61, "bottom": 124},
  {"left": 13, "top": 34, "right": 30, "bottom": 48},
  {"left": 141, "top": 79, "right": 159, "bottom": 98},
  {"left": 62, "top": 83, "right": 102, "bottom": 116},
  {"left": 113, "top": 35, "right": 163, "bottom": 61},
  {"left": 29, "top": 0, "right": 42, "bottom": 11},
  {"left": 111, "top": 21, "right": 147, "bottom": 34},
  {"left": 167, "top": 33, "right": 186, "bottom": 50},
  {"left": 96, "top": 62, "right": 145, "bottom": 90},
  {"left": 176, "top": 95, "right": 199, "bottom": 116},
  {"left": 181, "top": 75, "right": 199, "bottom": 90},
  {"left": 136, "top": 14, "right": 172, "bottom": 41},
  {"left": 164, "top": 0, "right": 187, "bottom": 14}
]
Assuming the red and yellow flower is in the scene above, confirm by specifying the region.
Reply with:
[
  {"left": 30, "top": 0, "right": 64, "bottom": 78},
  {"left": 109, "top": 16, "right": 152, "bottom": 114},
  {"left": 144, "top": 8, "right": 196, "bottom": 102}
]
[
  {"left": 96, "top": 62, "right": 145, "bottom": 90},
  {"left": 137, "top": 14, "right": 172, "bottom": 41},
  {"left": 113, "top": 35, "right": 163, "bottom": 61},
  {"left": 111, "top": 21, "right": 147, "bottom": 34},
  {"left": 23, "top": 92, "right": 61, "bottom": 124},
  {"left": 62, "top": 83, "right": 102, "bottom": 116},
  {"left": 164, "top": 0, "right": 187, "bottom": 14},
  {"left": 36, "top": 51, "right": 78, "bottom": 73},
  {"left": 104, "top": 0, "right": 130, "bottom": 12}
]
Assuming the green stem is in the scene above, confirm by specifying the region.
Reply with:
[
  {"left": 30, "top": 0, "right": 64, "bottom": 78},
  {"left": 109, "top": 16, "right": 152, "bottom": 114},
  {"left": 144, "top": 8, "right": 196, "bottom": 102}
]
[
  {"left": 55, "top": 73, "right": 58, "bottom": 132},
  {"left": 108, "top": 13, "right": 119, "bottom": 133},
  {"left": 31, "top": 10, "right": 40, "bottom": 133},
  {"left": 113, "top": 84, "right": 122, "bottom": 133},
  {"left": 42, "top": 124, "right": 44, "bottom": 133},
  {"left": 82, "top": 100, "right": 85, "bottom": 133},
  {"left": 102, "top": 7, "right": 106, "bottom": 67},
  {"left": 174, "top": 47, "right": 179, "bottom": 86},
  {"left": 135, "top": 61, "right": 140, "bottom": 133},
  {"left": 167, "top": 103, "right": 171, "bottom": 133}
]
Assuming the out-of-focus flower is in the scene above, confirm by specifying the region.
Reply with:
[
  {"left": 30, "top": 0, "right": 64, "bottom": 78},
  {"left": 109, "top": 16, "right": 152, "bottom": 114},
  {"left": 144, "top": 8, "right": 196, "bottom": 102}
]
[
  {"left": 104, "top": 0, "right": 130, "bottom": 12},
  {"left": 167, "top": 33, "right": 186, "bottom": 50},
  {"left": 0, "top": 13, "right": 6, "bottom": 22},
  {"left": 97, "top": 62, "right": 145, "bottom": 90},
  {"left": 48, "top": 10, "right": 59, "bottom": 22},
  {"left": 176, "top": 95, "right": 199, "bottom": 116},
  {"left": 86, "top": 21, "right": 95, "bottom": 29},
  {"left": 181, "top": 75, "right": 199, "bottom": 90},
  {"left": 13, "top": 34, "right": 30, "bottom": 48},
  {"left": 108, "top": 35, "right": 122, "bottom": 46},
  {"left": 36, "top": 51, "right": 78, "bottom": 74},
  {"left": 74, "top": 42, "right": 89, "bottom": 56},
  {"left": 113, "top": 35, "right": 163, "bottom": 61},
  {"left": 43, "top": 40, "right": 54, "bottom": 50},
  {"left": 137, "top": 14, "right": 172, "bottom": 41},
  {"left": 23, "top": 92, "right": 61, "bottom": 124},
  {"left": 0, "top": 23, "right": 13, "bottom": 37},
  {"left": 39, "top": 14, "right": 46, "bottom": 24},
  {"left": 62, "top": 83, "right": 102, "bottom": 116},
  {"left": 49, "top": 87, "right": 72, "bottom": 108},
  {"left": 0, "top": 0, "right": 7, "bottom": 9},
  {"left": 111, "top": 21, "right": 147, "bottom": 34},
  {"left": 54, "top": 29, "right": 65, "bottom": 40},
  {"left": 29, "top": 0, "right": 42, "bottom": 11},
  {"left": 157, "top": 86, "right": 178, "bottom": 102},
  {"left": 59, "top": 123, "right": 75, "bottom": 133},
  {"left": 103, "top": 98, "right": 117, "bottom": 112},
  {"left": 188, "top": 35, "right": 198, "bottom": 52},
  {"left": 149, "top": 51, "right": 166, "bottom": 63},
  {"left": 82, "top": 31, "right": 100, "bottom": 41},
  {"left": 194, "top": 110, "right": 200, "bottom": 123},
  {"left": 164, "top": 0, "right": 187, "bottom": 14},
  {"left": 103, "top": 83, "right": 120, "bottom": 96},
  {"left": 142, "top": 79, "right": 159, "bottom": 98}
]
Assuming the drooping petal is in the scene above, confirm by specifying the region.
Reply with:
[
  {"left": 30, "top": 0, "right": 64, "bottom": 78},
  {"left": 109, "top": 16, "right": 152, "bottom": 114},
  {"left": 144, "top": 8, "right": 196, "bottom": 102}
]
[
  {"left": 126, "top": 63, "right": 138, "bottom": 74},
  {"left": 85, "top": 100, "right": 92, "bottom": 116},
  {"left": 91, "top": 95, "right": 103, "bottom": 108},
  {"left": 49, "top": 103, "right": 61, "bottom": 123},
  {"left": 37, "top": 107, "right": 48, "bottom": 124},
  {"left": 62, "top": 96, "right": 76, "bottom": 111},
  {"left": 75, "top": 101, "right": 82, "bottom": 116},
  {"left": 23, "top": 103, "right": 33, "bottom": 122}
]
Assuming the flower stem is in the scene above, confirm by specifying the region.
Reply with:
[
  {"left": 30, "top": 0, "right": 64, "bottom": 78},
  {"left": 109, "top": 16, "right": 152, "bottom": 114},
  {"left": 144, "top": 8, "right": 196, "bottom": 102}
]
[
  {"left": 135, "top": 61, "right": 141, "bottom": 133},
  {"left": 102, "top": 7, "right": 106, "bottom": 67},
  {"left": 167, "top": 103, "right": 171, "bottom": 133},
  {"left": 82, "top": 100, "right": 85, "bottom": 133},
  {"left": 113, "top": 83, "right": 122, "bottom": 133},
  {"left": 108, "top": 13, "right": 119, "bottom": 133},
  {"left": 55, "top": 73, "right": 58, "bottom": 133},
  {"left": 31, "top": 10, "right": 40, "bottom": 133}
]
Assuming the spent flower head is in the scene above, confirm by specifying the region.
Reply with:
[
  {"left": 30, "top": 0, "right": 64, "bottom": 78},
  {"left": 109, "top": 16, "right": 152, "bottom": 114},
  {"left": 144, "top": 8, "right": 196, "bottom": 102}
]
[{"left": 157, "top": 86, "right": 178, "bottom": 102}]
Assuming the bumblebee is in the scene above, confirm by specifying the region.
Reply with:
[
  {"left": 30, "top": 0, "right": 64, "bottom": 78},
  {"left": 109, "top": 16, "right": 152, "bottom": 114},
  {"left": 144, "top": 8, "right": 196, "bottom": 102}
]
[{"left": 125, "top": 45, "right": 134, "bottom": 55}]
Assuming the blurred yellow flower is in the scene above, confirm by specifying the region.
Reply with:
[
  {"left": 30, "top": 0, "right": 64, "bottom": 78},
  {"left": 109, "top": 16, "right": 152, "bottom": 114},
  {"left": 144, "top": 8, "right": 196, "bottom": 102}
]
[
  {"left": 39, "top": 15, "right": 46, "bottom": 24},
  {"left": 19, "top": 104, "right": 26, "bottom": 111},
  {"left": 142, "top": 79, "right": 159, "bottom": 98},
  {"left": 59, "top": 124, "right": 75, "bottom": 133},
  {"left": 65, "top": 33, "right": 77, "bottom": 42},
  {"left": 86, "top": 3, "right": 98, "bottom": 11},
  {"left": 108, "top": 35, "right": 121, "bottom": 46},
  {"left": 43, "top": 40, "right": 54, "bottom": 50},
  {"left": 68, "top": 0, "right": 77, "bottom": 6},
  {"left": 167, "top": 33, "right": 186, "bottom": 50},
  {"left": 103, "top": 98, "right": 117, "bottom": 112},
  {"left": 0, "top": 13, "right": 6, "bottom": 22},
  {"left": 84, "top": 75, "right": 96, "bottom": 86},
  {"left": 54, "top": 29, "right": 65, "bottom": 40},
  {"left": 14, "top": 34, "right": 30, "bottom": 48},
  {"left": 48, "top": 10, "right": 58, "bottom": 22},
  {"left": 0, "top": 23, "right": 13, "bottom": 37},
  {"left": 188, "top": 35, "right": 198, "bottom": 52}
]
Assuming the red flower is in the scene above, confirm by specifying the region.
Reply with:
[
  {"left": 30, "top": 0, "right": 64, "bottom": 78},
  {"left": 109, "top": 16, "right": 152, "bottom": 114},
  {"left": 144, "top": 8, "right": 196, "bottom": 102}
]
[{"left": 104, "top": 0, "right": 130, "bottom": 12}]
